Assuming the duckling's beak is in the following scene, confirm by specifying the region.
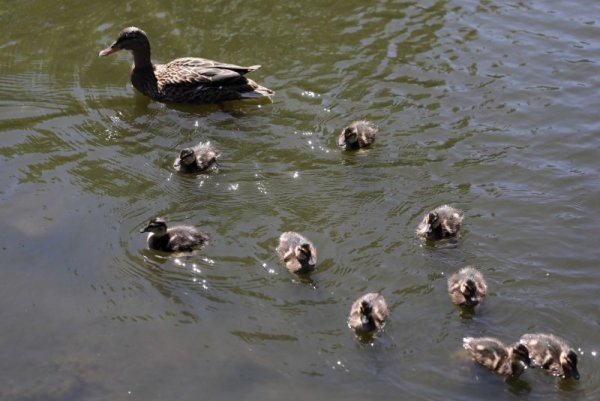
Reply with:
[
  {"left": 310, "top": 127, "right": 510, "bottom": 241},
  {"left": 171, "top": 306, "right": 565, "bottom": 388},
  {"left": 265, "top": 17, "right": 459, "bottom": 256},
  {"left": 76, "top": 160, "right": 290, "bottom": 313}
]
[
  {"left": 139, "top": 226, "right": 149, "bottom": 233},
  {"left": 571, "top": 369, "right": 580, "bottom": 380},
  {"left": 99, "top": 45, "right": 121, "bottom": 57}
]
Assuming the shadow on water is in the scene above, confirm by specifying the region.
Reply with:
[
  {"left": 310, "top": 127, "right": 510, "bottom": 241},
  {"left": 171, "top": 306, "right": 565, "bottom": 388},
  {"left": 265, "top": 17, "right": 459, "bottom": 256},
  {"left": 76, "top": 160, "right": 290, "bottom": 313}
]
[
  {"left": 457, "top": 305, "right": 477, "bottom": 320},
  {"left": 289, "top": 270, "right": 318, "bottom": 288},
  {"left": 505, "top": 376, "right": 533, "bottom": 396}
]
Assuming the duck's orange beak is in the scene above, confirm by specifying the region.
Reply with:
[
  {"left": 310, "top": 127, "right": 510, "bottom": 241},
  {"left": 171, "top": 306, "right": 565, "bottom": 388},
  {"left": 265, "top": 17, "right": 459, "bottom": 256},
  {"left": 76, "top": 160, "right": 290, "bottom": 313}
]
[{"left": 98, "top": 46, "right": 120, "bottom": 57}]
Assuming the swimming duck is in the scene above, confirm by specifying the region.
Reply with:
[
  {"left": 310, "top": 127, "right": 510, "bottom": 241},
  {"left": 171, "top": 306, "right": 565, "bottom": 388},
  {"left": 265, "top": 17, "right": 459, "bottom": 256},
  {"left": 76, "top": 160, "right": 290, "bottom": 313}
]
[
  {"left": 140, "top": 217, "right": 209, "bottom": 252},
  {"left": 276, "top": 232, "right": 317, "bottom": 273},
  {"left": 448, "top": 266, "right": 487, "bottom": 308},
  {"left": 347, "top": 293, "right": 389, "bottom": 336},
  {"left": 338, "top": 120, "right": 378, "bottom": 150},
  {"left": 174, "top": 142, "right": 220, "bottom": 173},
  {"left": 519, "top": 333, "right": 580, "bottom": 380},
  {"left": 99, "top": 27, "right": 274, "bottom": 104},
  {"left": 416, "top": 205, "right": 463, "bottom": 240},
  {"left": 463, "top": 337, "right": 532, "bottom": 378}
]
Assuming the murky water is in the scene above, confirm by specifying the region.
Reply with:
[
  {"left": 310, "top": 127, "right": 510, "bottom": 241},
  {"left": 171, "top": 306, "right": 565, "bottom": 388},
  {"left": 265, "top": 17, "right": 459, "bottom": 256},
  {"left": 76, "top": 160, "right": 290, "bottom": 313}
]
[{"left": 1, "top": 0, "right": 599, "bottom": 400}]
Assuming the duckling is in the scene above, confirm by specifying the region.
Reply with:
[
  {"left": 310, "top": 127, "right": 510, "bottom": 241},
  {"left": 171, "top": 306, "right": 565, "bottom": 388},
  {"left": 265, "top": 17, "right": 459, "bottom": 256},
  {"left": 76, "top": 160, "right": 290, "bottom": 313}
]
[
  {"left": 448, "top": 266, "right": 487, "bottom": 308},
  {"left": 173, "top": 142, "right": 221, "bottom": 173},
  {"left": 276, "top": 232, "right": 317, "bottom": 273},
  {"left": 347, "top": 293, "right": 389, "bottom": 336},
  {"left": 416, "top": 205, "right": 463, "bottom": 240},
  {"left": 140, "top": 217, "right": 209, "bottom": 252},
  {"left": 519, "top": 333, "right": 580, "bottom": 380},
  {"left": 463, "top": 337, "right": 531, "bottom": 378},
  {"left": 338, "top": 120, "right": 378, "bottom": 150}
]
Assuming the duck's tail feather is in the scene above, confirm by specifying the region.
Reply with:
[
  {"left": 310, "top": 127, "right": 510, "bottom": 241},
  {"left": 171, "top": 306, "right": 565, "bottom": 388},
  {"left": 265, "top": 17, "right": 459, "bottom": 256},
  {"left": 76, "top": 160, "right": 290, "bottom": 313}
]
[{"left": 241, "top": 84, "right": 274, "bottom": 99}]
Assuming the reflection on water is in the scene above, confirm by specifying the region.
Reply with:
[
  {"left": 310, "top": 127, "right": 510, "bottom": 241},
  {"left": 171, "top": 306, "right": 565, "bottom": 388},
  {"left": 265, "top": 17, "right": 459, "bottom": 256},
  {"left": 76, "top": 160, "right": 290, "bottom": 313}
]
[{"left": 1, "top": 0, "right": 600, "bottom": 400}]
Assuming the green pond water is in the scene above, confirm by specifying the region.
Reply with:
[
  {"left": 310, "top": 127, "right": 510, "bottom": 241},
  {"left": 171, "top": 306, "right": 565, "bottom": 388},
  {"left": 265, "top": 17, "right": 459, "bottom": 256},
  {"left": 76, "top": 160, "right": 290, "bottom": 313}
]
[{"left": 1, "top": 0, "right": 599, "bottom": 400}]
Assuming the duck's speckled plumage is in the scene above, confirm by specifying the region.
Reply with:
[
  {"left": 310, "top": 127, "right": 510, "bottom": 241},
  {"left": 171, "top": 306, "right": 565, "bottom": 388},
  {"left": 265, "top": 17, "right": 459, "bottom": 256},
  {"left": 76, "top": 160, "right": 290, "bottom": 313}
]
[
  {"left": 99, "top": 27, "right": 273, "bottom": 104},
  {"left": 140, "top": 218, "right": 209, "bottom": 252},
  {"left": 520, "top": 333, "right": 580, "bottom": 380},
  {"left": 416, "top": 205, "right": 463, "bottom": 240},
  {"left": 448, "top": 266, "right": 487, "bottom": 308},
  {"left": 276, "top": 232, "right": 317, "bottom": 273},
  {"left": 338, "top": 120, "right": 378, "bottom": 149},
  {"left": 347, "top": 293, "right": 389, "bottom": 336},
  {"left": 174, "top": 142, "right": 220, "bottom": 173},
  {"left": 463, "top": 337, "right": 531, "bottom": 379}
]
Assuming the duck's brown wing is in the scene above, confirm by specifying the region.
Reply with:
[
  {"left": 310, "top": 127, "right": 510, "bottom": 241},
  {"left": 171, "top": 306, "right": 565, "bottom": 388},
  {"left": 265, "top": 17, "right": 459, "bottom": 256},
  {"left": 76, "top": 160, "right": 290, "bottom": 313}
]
[
  {"left": 166, "top": 57, "right": 259, "bottom": 73},
  {"left": 154, "top": 58, "right": 269, "bottom": 103},
  {"left": 160, "top": 57, "right": 259, "bottom": 85}
]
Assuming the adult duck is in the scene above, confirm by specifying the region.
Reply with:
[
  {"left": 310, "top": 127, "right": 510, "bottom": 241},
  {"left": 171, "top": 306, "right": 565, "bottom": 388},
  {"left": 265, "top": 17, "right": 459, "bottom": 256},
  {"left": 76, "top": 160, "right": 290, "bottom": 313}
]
[{"left": 99, "top": 27, "right": 274, "bottom": 104}]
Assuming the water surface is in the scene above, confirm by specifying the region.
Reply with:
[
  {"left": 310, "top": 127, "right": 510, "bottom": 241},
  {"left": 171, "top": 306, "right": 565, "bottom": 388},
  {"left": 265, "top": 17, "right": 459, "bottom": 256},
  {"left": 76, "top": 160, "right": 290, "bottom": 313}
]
[{"left": 1, "top": 0, "right": 600, "bottom": 400}]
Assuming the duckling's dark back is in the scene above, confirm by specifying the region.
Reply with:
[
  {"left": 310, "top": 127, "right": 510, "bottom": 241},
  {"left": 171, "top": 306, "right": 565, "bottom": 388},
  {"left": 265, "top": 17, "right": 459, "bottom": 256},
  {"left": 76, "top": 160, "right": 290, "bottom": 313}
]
[
  {"left": 348, "top": 293, "right": 389, "bottom": 335},
  {"left": 448, "top": 266, "right": 487, "bottom": 307},
  {"left": 520, "top": 333, "right": 580, "bottom": 379}
]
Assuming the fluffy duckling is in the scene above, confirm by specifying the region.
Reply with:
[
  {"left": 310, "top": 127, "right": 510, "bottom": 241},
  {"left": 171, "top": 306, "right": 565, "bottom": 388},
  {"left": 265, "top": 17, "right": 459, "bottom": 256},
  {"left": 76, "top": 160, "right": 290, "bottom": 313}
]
[
  {"left": 347, "top": 293, "right": 389, "bottom": 336},
  {"left": 448, "top": 266, "right": 487, "bottom": 308},
  {"left": 338, "top": 120, "right": 378, "bottom": 150},
  {"left": 519, "top": 333, "right": 580, "bottom": 380},
  {"left": 140, "top": 217, "right": 209, "bottom": 252},
  {"left": 463, "top": 337, "right": 532, "bottom": 378},
  {"left": 416, "top": 205, "right": 463, "bottom": 240},
  {"left": 276, "top": 232, "right": 317, "bottom": 273},
  {"left": 173, "top": 142, "right": 220, "bottom": 173}
]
